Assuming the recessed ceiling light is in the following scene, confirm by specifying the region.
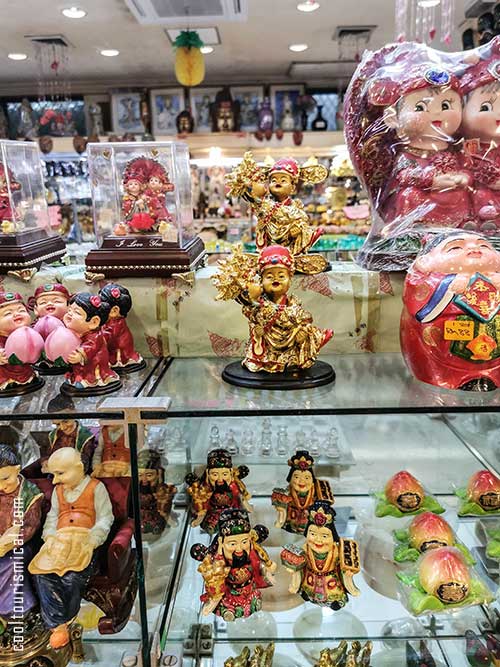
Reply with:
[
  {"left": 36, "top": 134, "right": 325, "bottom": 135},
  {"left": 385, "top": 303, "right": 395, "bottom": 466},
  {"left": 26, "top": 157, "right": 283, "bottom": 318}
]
[
  {"left": 200, "top": 46, "right": 214, "bottom": 54},
  {"left": 417, "top": 0, "right": 440, "bottom": 6},
  {"left": 62, "top": 6, "right": 87, "bottom": 18},
  {"left": 8, "top": 53, "right": 28, "bottom": 61},
  {"left": 297, "top": 1, "right": 320, "bottom": 11},
  {"left": 100, "top": 49, "right": 120, "bottom": 57},
  {"left": 289, "top": 43, "right": 309, "bottom": 52}
]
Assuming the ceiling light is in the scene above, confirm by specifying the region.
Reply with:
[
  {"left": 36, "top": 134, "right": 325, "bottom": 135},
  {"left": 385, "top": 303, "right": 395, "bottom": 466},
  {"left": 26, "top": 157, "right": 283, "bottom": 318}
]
[
  {"left": 100, "top": 49, "right": 119, "bottom": 57},
  {"left": 8, "top": 53, "right": 28, "bottom": 61},
  {"left": 62, "top": 6, "right": 87, "bottom": 18},
  {"left": 417, "top": 0, "right": 440, "bottom": 6},
  {"left": 200, "top": 46, "right": 214, "bottom": 54},
  {"left": 297, "top": 1, "right": 320, "bottom": 11},
  {"left": 289, "top": 43, "right": 309, "bottom": 52}
]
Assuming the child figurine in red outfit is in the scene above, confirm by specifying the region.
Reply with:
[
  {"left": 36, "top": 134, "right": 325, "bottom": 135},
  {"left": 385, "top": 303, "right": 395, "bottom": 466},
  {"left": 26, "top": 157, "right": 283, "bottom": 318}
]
[
  {"left": 61, "top": 292, "right": 122, "bottom": 396},
  {"left": 33, "top": 284, "right": 70, "bottom": 321},
  {"left": 0, "top": 164, "right": 21, "bottom": 233},
  {"left": 98, "top": 283, "right": 145, "bottom": 374}
]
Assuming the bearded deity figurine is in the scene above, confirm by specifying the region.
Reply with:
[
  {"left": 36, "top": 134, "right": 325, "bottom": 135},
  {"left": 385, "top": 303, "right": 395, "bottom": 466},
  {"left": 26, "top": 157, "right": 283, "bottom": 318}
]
[
  {"left": 190, "top": 508, "right": 276, "bottom": 621},
  {"left": 61, "top": 292, "right": 122, "bottom": 396},
  {"left": 98, "top": 283, "right": 145, "bottom": 373},
  {"left": 0, "top": 445, "right": 43, "bottom": 630},
  {"left": 345, "top": 44, "right": 473, "bottom": 269},
  {"left": 30, "top": 448, "right": 114, "bottom": 649},
  {"left": 400, "top": 231, "right": 500, "bottom": 391},
  {"left": 272, "top": 450, "right": 333, "bottom": 534},
  {"left": 137, "top": 449, "right": 177, "bottom": 536},
  {"left": 225, "top": 152, "right": 329, "bottom": 274},
  {"left": 185, "top": 448, "right": 251, "bottom": 535},
  {"left": 213, "top": 245, "right": 334, "bottom": 388},
  {"left": 281, "top": 501, "right": 360, "bottom": 611}
]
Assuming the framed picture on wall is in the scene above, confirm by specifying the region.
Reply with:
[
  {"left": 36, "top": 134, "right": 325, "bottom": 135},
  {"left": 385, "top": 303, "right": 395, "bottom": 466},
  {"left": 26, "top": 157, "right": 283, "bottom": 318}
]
[
  {"left": 270, "top": 84, "right": 305, "bottom": 127},
  {"left": 189, "top": 87, "right": 218, "bottom": 133},
  {"left": 111, "top": 92, "right": 143, "bottom": 134},
  {"left": 230, "top": 86, "right": 264, "bottom": 131},
  {"left": 150, "top": 88, "right": 184, "bottom": 136}
]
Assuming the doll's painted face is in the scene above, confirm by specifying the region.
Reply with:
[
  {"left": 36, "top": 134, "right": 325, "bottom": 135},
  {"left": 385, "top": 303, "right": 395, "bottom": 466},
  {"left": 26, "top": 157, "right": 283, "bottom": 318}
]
[
  {"left": 222, "top": 533, "right": 251, "bottom": 563},
  {"left": 290, "top": 469, "right": 314, "bottom": 495},
  {"left": 0, "top": 464, "right": 20, "bottom": 494},
  {"left": 148, "top": 176, "right": 163, "bottom": 193},
  {"left": 462, "top": 84, "right": 500, "bottom": 142},
  {"left": 416, "top": 234, "right": 500, "bottom": 275},
  {"left": 390, "top": 87, "right": 462, "bottom": 147},
  {"left": 63, "top": 303, "right": 100, "bottom": 335},
  {"left": 126, "top": 179, "right": 142, "bottom": 197},
  {"left": 35, "top": 292, "right": 68, "bottom": 320},
  {"left": 0, "top": 302, "right": 30, "bottom": 336},
  {"left": 208, "top": 467, "right": 232, "bottom": 489},
  {"left": 306, "top": 524, "right": 334, "bottom": 555},
  {"left": 269, "top": 173, "right": 295, "bottom": 200},
  {"left": 261, "top": 266, "right": 291, "bottom": 301},
  {"left": 53, "top": 419, "right": 77, "bottom": 436},
  {"left": 48, "top": 449, "right": 84, "bottom": 490},
  {"left": 139, "top": 468, "right": 160, "bottom": 488}
]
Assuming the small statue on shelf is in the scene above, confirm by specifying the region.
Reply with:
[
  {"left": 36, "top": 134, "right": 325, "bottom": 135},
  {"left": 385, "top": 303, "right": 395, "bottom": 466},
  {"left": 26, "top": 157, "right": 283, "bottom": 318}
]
[
  {"left": 0, "top": 445, "right": 43, "bottom": 626},
  {"left": 314, "top": 641, "right": 373, "bottom": 667},
  {"left": 32, "top": 283, "right": 72, "bottom": 374},
  {"left": 137, "top": 449, "right": 177, "bottom": 536},
  {"left": 99, "top": 283, "right": 145, "bottom": 373},
  {"left": 213, "top": 245, "right": 334, "bottom": 387},
  {"left": 92, "top": 424, "right": 130, "bottom": 478},
  {"left": 190, "top": 508, "right": 276, "bottom": 621},
  {"left": 281, "top": 500, "right": 360, "bottom": 610},
  {"left": 0, "top": 164, "right": 21, "bottom": 233},
  {"left": 88, "top": 102, "right": 104, "bottom": 137},
  {"left": 185, "top": 448, "right": 251, "bottom": 535},
  {"left": 272, "top": 450, "right": 333, "bottom": 534},
  {"left": 224, "top": 643, "right": 275, "bottom": 667},
  {"left": 29, "top": 447, "right": 114, "bottom": 649},
  {"left": 400, "top": 231, "right": 500, "bottom": 391},
  {"left": 225, "top": 152, "right": 329, "bottom": 274},
  {"left": 61, "top": 292, "right": 122, "bottom": 396}
]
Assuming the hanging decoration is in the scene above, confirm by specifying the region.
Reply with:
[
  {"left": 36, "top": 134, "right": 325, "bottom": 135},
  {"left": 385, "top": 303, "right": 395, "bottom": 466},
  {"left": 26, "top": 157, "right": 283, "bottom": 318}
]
[
  {"left": 394, "top": 0, "right": 454, "bottom": 45},
  {"left": 33, "top": 41, "right": 71, "bottom": 101},
  {"left": 173, "top": 30, "right": 205, "bottom": 87}
]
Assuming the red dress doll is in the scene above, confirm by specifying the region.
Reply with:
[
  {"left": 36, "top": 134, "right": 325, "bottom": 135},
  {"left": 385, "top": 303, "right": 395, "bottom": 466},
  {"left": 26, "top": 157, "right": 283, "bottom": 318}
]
[{"left": 144, "top": 162, "right": 174, "bottom": 224}]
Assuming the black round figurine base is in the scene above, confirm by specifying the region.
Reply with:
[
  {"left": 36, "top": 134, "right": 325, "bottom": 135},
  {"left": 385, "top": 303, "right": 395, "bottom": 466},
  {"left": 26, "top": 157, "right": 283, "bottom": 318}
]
[
  {"left": 60, "top": 378, "right": 123, "bottom": 397},
  {"left": 113, "top": 358, "right": 147, "bottom": 375},
  {"left": 0, "top": 375, "right": 45, "bottom": 398},
  {"left": 222, "top": 360, "right": 335, "bottom": 390},
  {"left": 34, "top": 361, "right": 69, "bottom": 376}
]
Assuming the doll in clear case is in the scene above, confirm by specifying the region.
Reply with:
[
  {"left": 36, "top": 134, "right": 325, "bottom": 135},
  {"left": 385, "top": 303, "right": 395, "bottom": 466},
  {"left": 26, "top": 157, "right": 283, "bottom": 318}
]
[
  {"left": 190, "top": 508, "right": 276, "bottom": 621},
  {"left": 185, "top": 448, "right": 251, "bottom": 534},
  {"left": 272, "top": 450, "right": 333, "bottom": 534},
  {"left": 281, "top": 501, "right": 360, "bottom": 610},
  {"left": 0, "top": 164, "right": 21, "bottom": 233},
  {"left": 99, "top": 283, "right": 145, "bottom": 373}
]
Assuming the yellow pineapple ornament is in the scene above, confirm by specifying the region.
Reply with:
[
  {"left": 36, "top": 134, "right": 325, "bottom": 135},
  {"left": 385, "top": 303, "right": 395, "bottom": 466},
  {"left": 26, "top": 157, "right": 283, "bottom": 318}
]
[{"left": 174, "top": 30, "right": 205, "bottom": 87}]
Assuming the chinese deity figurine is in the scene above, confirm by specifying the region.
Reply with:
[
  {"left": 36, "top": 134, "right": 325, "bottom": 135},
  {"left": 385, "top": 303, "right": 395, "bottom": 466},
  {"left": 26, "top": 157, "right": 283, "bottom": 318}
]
[
  {"left": 400, "top": 231, "right": 500, "bottom": 391},
  {"left": 226, "top": 152, "right": 328, "bottom": 274},
  {"left": 213, "top": 245, "right": 334, "bottom": 387},
  {"left": 0, "top": 445, "right": 43, "bottom": 627},
  {"left": 98, "top": 283, "right": 145, "bottom": 373},
  {"left": 61, "top": 292, "right": 122, "bottom": 396},
  {"left": 272, "top": 450, "right": 333, "bottom": 534},
  {"left": 281, "top": 501, "right": 360, "bottom": 610},
  {"left": 0, "top": 164, "right": 21, "bottom": 233},
  {"left": 92, "top": 425, "right": 130, "bottom": 478},
  {"left": 190, "top": 508, "right": 276, "bottom": 621},
  {"left": 0, "top": 291, "right": 44, "bottom": 395},
  {"left": 137, "top": 449, "right": 177, "bottom": 536},
  {"left": 29, "top": 447, "right": 114, "bottom": 649},
  {"left": 185, "top": 448, "right": 251, "bottom": 535}
]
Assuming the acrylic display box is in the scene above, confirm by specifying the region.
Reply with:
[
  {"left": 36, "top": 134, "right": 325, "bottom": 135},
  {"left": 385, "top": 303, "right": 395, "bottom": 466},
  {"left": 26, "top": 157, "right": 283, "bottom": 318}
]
[
  {"left": 0, "top": 140, "right": 65, "bottom": 276},
  {"left": 85, "top": 141, "right": 206, "bottom": 279}
]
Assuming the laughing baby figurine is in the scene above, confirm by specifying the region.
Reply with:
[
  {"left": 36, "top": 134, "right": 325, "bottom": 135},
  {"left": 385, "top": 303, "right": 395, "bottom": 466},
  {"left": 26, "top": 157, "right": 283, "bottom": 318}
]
[
  {"left": 61, "top": 292, "right": 122, "bottom": 396},
  {"left": 213, "top": 245, "right": 333, "bottom": 387},
  {"left": 32, "top": 284, "right": 71, "bottom": 375},
  {"left": 99, "top": 283, "right": 145, "bottom": 374},
  {"left": 401, "top": 231, "right": 500, "bottom": 391}
]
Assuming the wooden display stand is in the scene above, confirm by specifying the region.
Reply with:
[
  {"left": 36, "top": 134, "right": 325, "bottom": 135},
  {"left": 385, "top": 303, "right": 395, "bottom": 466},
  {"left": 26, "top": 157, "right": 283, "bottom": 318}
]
[{"left": 0, "top": 230, "right": 66, "bottom": 274}]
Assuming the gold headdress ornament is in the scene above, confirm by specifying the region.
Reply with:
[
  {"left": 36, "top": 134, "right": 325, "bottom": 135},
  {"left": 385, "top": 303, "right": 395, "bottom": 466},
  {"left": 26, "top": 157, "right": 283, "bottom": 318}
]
[{"left": 225, "top": 152, "right": 270, "bottom": 198}]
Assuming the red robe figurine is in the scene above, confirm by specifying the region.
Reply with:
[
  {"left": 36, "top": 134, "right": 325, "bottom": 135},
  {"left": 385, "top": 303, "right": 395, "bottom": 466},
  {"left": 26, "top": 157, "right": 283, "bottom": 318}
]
[
  {"left": 401, "top": 232, "right": 500, "bottom": 391},
  {"left": 0, "top": 164, "right": 21, "bottom": 226},
  {"left": 0, "top": 292, "right": 40, "bottom": 393}
]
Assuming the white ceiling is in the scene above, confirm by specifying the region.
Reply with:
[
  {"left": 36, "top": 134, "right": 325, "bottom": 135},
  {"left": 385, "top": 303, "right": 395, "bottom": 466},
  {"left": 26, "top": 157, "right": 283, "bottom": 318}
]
[{"left": 0, "top": 0, "right": 469, "bottom": 95}]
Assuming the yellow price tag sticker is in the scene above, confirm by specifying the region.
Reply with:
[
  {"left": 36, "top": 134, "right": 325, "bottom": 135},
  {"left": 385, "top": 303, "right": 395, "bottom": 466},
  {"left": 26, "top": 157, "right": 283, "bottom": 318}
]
[{"left": 443, "top": 320, "right": 475, "bottom": 341}]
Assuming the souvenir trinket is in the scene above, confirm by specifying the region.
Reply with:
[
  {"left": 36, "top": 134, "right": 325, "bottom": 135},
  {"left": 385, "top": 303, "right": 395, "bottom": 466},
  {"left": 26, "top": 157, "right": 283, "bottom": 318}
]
[
  {"left": 32, "top": 283, "right": 71, "bottom": 375},
  {"left": 376, "top": 471, "right": 445, "bottom": 518},
  {"left": 92, "top": 425, "right": 130, "bottom": 478},
  {"left": 137, "top": 449, "right": 177, "bottom": 535},
  {"left": 211, "top": 86, "right": 240, "bottom": 132},
  {"left": 456, "top": 470, "right": 500, "bottom": 516}
]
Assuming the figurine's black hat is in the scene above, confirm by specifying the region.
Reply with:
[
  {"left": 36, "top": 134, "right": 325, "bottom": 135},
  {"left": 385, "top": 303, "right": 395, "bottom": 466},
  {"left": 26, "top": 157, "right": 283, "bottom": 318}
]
[
  {"left": 137, "top": 448, "right": 164, "bottom": 470},
  {"left": 207, "top": 448, "right": 232, "bottom": 470},
  {"left": 307, "top": 500, "right": 337, "bottom": 531},
  {"left": 288, "top": 450, "right": 314, "bottom": 471},
  {"left": 218, "top": 508, "right": 251, "bottom": 536}
]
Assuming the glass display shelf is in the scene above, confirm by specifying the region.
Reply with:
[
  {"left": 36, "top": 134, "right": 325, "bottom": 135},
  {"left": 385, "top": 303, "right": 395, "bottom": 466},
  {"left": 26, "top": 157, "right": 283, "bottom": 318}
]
[{"left": 151, "top": 355, "right": 500, "bottom": 416}]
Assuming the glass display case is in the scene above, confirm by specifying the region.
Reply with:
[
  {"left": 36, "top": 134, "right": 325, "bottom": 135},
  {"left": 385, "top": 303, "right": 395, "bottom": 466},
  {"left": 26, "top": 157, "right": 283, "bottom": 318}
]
[
  {"left": 0, "top": 140, "right": 65, "bottom": 276},
  {"left": 85, "top": 141, "right": 205, "bottom": 279}
]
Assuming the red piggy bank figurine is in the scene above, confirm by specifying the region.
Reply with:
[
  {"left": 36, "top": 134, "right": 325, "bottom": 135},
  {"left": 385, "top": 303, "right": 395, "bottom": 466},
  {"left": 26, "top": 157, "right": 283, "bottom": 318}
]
[{"left": 400, "top": 231, "right": 500, "bottom": 391}]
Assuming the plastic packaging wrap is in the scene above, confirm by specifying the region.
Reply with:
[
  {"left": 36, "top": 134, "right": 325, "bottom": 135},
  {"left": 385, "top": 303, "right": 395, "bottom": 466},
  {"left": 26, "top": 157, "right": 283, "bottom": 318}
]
[
  {"left": 456, "top": 469, "right": 500, "bottom": 516},
  {"left": 374, "top": 470, "right": 445, "bottom": 518},
  {"left": 344, "top": 37, "right": 500, "bottom": 270},
  {"left": 396, "top": 546, "right": 494, "bottom": 615}
]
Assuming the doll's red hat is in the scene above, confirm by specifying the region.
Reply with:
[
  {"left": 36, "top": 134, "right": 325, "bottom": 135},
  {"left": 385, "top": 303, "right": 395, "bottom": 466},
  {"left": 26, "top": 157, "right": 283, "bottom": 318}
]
[
  {"left": 148, "top": 161, "right": 170, "bottom": 182},
  {"left": 460, "top": 37, "right": 500, "bottom": 95},
  {"left": 123, "top": 157, "right": 149, "bottom": 183},
  {"left": 0, "top": 292, "right": 24, "bottom": 307},
  {"left": 258, "top": 245, "right": 295, "bottom": 272},
  {"left": 368, "top": 63, "right": 460, "bottom": 107},
  {"left": 33, "top": 283, "right": 71, "bottom": 301},
  {"left": 269, "top": 158, "right": 300, "bottom": 181}
]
